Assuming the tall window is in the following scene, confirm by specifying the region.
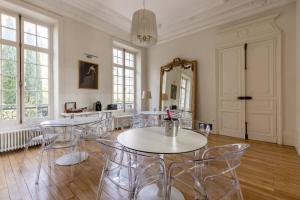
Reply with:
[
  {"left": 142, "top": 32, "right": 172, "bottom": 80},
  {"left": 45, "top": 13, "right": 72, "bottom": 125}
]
[
  {"left": 113, "top": 47, "right": 135, "bottom": 110},
  {"left": 0, "top": 10, "right": 51, "bottom": 124},
  {"left": 0, "top": 13, "right": 18, "bottom": 120},
  {"left": 23, "top": 19, "right": 50, "bottom": 118},
  {"left": 179, "top": 77, "right": 187, "bottom": 110}
]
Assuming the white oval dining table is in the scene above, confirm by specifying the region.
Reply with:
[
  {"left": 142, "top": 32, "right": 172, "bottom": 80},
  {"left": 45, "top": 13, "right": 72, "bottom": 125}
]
[
  {"left": 117, "top": 127, "right": 208, "bottom": 200},
  {"left": 40, "top": 117, "right": 101, "bottom": 166}
]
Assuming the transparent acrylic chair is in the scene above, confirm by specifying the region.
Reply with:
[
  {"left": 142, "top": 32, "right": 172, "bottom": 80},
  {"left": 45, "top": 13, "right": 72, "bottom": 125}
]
[
  {"left": 120, "top": 114, "right": 147, "bottom": 130},
  {"left": 96, "top": 139, "right": 166, "bottom": 200},
  {"left": 35, "top": 125, "right": 79, "bottom": 184},
  {"left": 79, "top": 117, "right": 114, "bottom": 140},
  {"left": 22, "top": 122, "right": 58, "bottom": 167},
  {"left": 167, "top": 143, "right": 250, "bottom": 200}
]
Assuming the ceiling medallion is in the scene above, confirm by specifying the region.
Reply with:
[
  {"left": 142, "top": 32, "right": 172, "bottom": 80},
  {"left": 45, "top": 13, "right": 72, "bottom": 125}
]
[{"left": 131, "top": 0, "right": 157, "bottom": 47}]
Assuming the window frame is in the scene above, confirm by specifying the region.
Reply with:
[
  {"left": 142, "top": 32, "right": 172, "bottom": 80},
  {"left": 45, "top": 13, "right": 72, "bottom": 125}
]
[
  {"left": 21, "top": 16, "right": 53, "bottom": 122},
  {"left": 0, "top": 8, "right": 53, "bottom": 127},
  {"left": 112, "top": 47, "right": 136, "bottom": 111},
  {"left": 0, "top": 9, "right": 20, "bottom": 126}
]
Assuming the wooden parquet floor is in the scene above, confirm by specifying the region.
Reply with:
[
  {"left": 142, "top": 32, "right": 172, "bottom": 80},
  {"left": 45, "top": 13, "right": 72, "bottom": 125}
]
[{"left": 0, "top": 132, "right": 300, "bottom": 200}]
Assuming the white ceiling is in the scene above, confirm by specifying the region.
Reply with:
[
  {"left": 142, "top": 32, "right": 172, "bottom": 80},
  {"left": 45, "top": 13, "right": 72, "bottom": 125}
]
[{"left": 22, "top": 0, "right": 294, "bottom": 44}]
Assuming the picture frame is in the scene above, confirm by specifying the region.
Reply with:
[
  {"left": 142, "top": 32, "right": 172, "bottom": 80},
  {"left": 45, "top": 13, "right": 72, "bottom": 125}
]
[
  {"left": 79, "top": 60, "right": 98, "bottom": 89},
  {"left": 170, "top": 84, "right": 177, "bottom": 100}
]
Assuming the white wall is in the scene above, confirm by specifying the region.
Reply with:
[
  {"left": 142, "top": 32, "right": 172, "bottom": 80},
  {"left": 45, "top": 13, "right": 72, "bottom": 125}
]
[
  {"left": 59, "top": 17, "right": 148, "bottom": 114},
  {"left": 296, "top": 0, "right": 300, "bottom": 154},
  {"left": 147, "top": 3, "right": 296, "bottom": 146},
  {"left": 60, "top": 17, "right": 113, "bottom": 111},
  {"left": 0, "top": 0, "right": 147, "bottom": 120}
]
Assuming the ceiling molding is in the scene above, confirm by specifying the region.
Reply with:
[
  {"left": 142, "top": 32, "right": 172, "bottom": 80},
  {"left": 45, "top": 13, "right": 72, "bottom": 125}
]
[{"left": 21, "top": 0, "right": 295, "bottom": 45}]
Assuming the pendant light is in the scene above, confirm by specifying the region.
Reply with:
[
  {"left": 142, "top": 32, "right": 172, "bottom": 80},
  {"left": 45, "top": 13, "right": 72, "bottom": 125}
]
[{"left": 131, "top": 0, "right": 157, "bottom": 47}]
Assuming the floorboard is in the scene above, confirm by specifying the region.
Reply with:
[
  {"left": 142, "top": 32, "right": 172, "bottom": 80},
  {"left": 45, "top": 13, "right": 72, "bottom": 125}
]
[{"left": 0, "top": 132, "right": 299, "bottom": 200}]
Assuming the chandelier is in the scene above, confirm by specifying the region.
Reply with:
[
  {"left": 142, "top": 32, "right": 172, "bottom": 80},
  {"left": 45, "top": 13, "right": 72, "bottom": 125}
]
[{"left": 131, "top": 0, "right": 157, "bottom": 47}]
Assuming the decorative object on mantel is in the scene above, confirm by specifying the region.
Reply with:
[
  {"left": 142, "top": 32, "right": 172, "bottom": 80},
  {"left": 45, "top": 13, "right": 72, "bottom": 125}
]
[
  {"left": 64, "top": 102, "right": 84, "bottom": 113},
  {"left": 131, "top": 0, "right": 157, "bottom": 47},
  {"left": 79, "top": 60, "right": 98, "bottom": 89}
]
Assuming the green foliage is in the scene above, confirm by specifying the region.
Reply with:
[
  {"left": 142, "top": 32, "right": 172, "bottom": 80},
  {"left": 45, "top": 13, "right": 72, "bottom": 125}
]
[{"left": 0, "top": 45, "right": 48, "bottom": 119}]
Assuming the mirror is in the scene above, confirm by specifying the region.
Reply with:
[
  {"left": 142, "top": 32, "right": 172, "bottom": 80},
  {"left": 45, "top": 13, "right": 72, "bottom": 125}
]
[{"left": 159, "top": 58, "right": 197, "bottom": 123}]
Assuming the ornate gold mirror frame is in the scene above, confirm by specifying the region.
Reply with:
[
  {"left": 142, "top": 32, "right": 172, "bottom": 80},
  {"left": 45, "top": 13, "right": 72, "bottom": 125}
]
[{"left": 159, "top": 58, "right": 197, "bottom": 121}]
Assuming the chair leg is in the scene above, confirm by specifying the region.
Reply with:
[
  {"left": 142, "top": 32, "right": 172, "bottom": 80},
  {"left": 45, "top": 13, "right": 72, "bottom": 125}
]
[
  {"left": 22, "top": 141, "right": 30, "bottom": 166},
  {"left": 35, "top": 147, "right": 45, "bottom": 184},
  {"left": 96, "top": 168, "right": 106, "bottom": 200},
  {"left": 117, "top": 147, "right": 125, "bottom": 179},
  {"left": 70, "top": 147, "right": 76, "bottom": 181},
  {"left": 47, "top": 150, "right": 52, "bottom": 168},
  {"left": 236, "top": 187, "right": 244, "bottom": 200}
]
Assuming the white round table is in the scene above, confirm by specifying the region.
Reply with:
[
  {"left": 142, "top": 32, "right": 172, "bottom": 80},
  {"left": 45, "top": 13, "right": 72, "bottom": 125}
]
[
  {"left": 40, "top": 117, "right": 102, "bottom": 166},
  {"left": 139, "top": 111, "right": 167, "bottom": 116},
  {"left": 117, "top": 127, "right": 207, "bottom": 200}
]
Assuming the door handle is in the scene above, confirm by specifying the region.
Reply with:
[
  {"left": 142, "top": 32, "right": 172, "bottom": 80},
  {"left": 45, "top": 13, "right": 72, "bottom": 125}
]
[{"left": 237, "top": 96, "right": 253, "bottom": 100}]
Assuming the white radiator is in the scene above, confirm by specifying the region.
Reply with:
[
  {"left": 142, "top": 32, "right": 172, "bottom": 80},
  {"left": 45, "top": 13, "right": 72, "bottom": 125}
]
[{"left": 0, "top": 128, "right": 42, "bottom": 152}]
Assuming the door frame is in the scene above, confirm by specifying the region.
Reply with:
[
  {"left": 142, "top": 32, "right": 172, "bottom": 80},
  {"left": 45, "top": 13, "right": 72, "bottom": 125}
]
[{"left": 216, "top": 14, "right": 282, "bottom": 144}]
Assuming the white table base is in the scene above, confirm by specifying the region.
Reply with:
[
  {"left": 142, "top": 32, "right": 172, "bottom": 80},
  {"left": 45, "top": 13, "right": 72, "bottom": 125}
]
[
  {"left": 55, "top": 151, "right": 89, "bottom": 166},
  {"left": 137, "top": 184, "right": 185, "bottom": 200}
]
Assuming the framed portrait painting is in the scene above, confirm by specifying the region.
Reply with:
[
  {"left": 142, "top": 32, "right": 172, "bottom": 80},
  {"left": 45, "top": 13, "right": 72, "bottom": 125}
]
[{"left": 79, "top": 60, "right": 98, "bottom": 89}]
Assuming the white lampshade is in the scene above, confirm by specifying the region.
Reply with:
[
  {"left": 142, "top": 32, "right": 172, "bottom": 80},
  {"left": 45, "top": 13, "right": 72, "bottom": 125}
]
[
  {"left": 142, "top": 90, "right": 152, "bottom": 99},
  {"left": 131, "top": 9, "right": 157, "bottom": 47}
]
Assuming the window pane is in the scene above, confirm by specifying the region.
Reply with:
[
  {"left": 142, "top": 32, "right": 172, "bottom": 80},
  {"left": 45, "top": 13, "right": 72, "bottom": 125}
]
[
  {"left": 37, "top": 25, "right": 48, "bottom": 38},
  {"left": 113, "top": 49, "right": 117, "bottom": 57},
  {"left": 25, "top": 63, "right": 36, "bottom": 77},
  {"left": 24, "top": 78, "right": 36, "bottom": 90},
  {"left": 37, "top": 37, "right": 48, "bottom": 49},
  {"left": 24, "top": 21, "right": 36, "bottom": 34},
  {"left": 117, "top": 50, "right": 122, "bottom": 58},
  {"left": 2, "top": 60, "right": 16, "bottom": 76},
  {"left": 2, "top": 76, "right": 16, "bottom": 90},
  {"left": 125, "top": 59, "right": 129, "bottom": 67},
  {"left": 117, "top": 68, "right": 123, "bottom": 76},
  {"left": 113, "top": 76, "right": 118, "bottom": 84},
  {"left": 118, "top": 58, "right": 122, "bottom": 65},
  {"left": 37, "top": 52, "right": 48, "bottom": 66},
  {"left": 37, "top": 106, "right": 48, "bottom": 117},
  {"left": 125, "top": 69, "right": 129, "bottom": 77},
  {"left": 2, "top": 90, "right": 16, "bottom": 104},
  {"left": 2, "top": 28, "right": 16, "bottom": 41},
  {"left": 1, "top": 14, "right": 16, "bottom": 29},
  {"left": 2, "top": 45, "right": 16, "bottom": 60},
  {"left": 113, "top": 57, "right": 117, "bottom": 64},
  {"left": 125, "top": 78, "right": 129, "bottom": 85},
  {"left": 25, "top": 108, "right": 37, "bottom": 118},
  {"left": 117, "top": 77, "right": 123, "bottom": 84},
  {"left": 1, "top": 107, "right": 16, "bottom": 119},
  {"left": 129, "top": 61, "right": 134, "bottom": 67},
  {"left": 36, "top": 91, "right": 48, "bottom": 104},
  {"left": 37, "top": 66, "right": 48, "bottom": 79},
  {"left": 118, "top": 85, "right": 122, "bottom": 93},
  {"left": 24, "top": 50, "right": 36, "bottom": 64},
  {"left": 24, "top": 91, "right": 36, "bottom": 106},
  {"left": 24, "top": 33, "right": 36, "bottom": 46},
  {"left": 41, "top": 79, "right": 48, "bottom": 91},
  {"left": 113, "top": 67, "right": 118, "bottom": 75}
]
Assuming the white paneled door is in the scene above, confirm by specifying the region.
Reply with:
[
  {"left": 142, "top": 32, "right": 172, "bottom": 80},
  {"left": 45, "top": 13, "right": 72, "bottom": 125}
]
[{"left": 218, "top": 39, "right": 277, "bottom": 143}]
